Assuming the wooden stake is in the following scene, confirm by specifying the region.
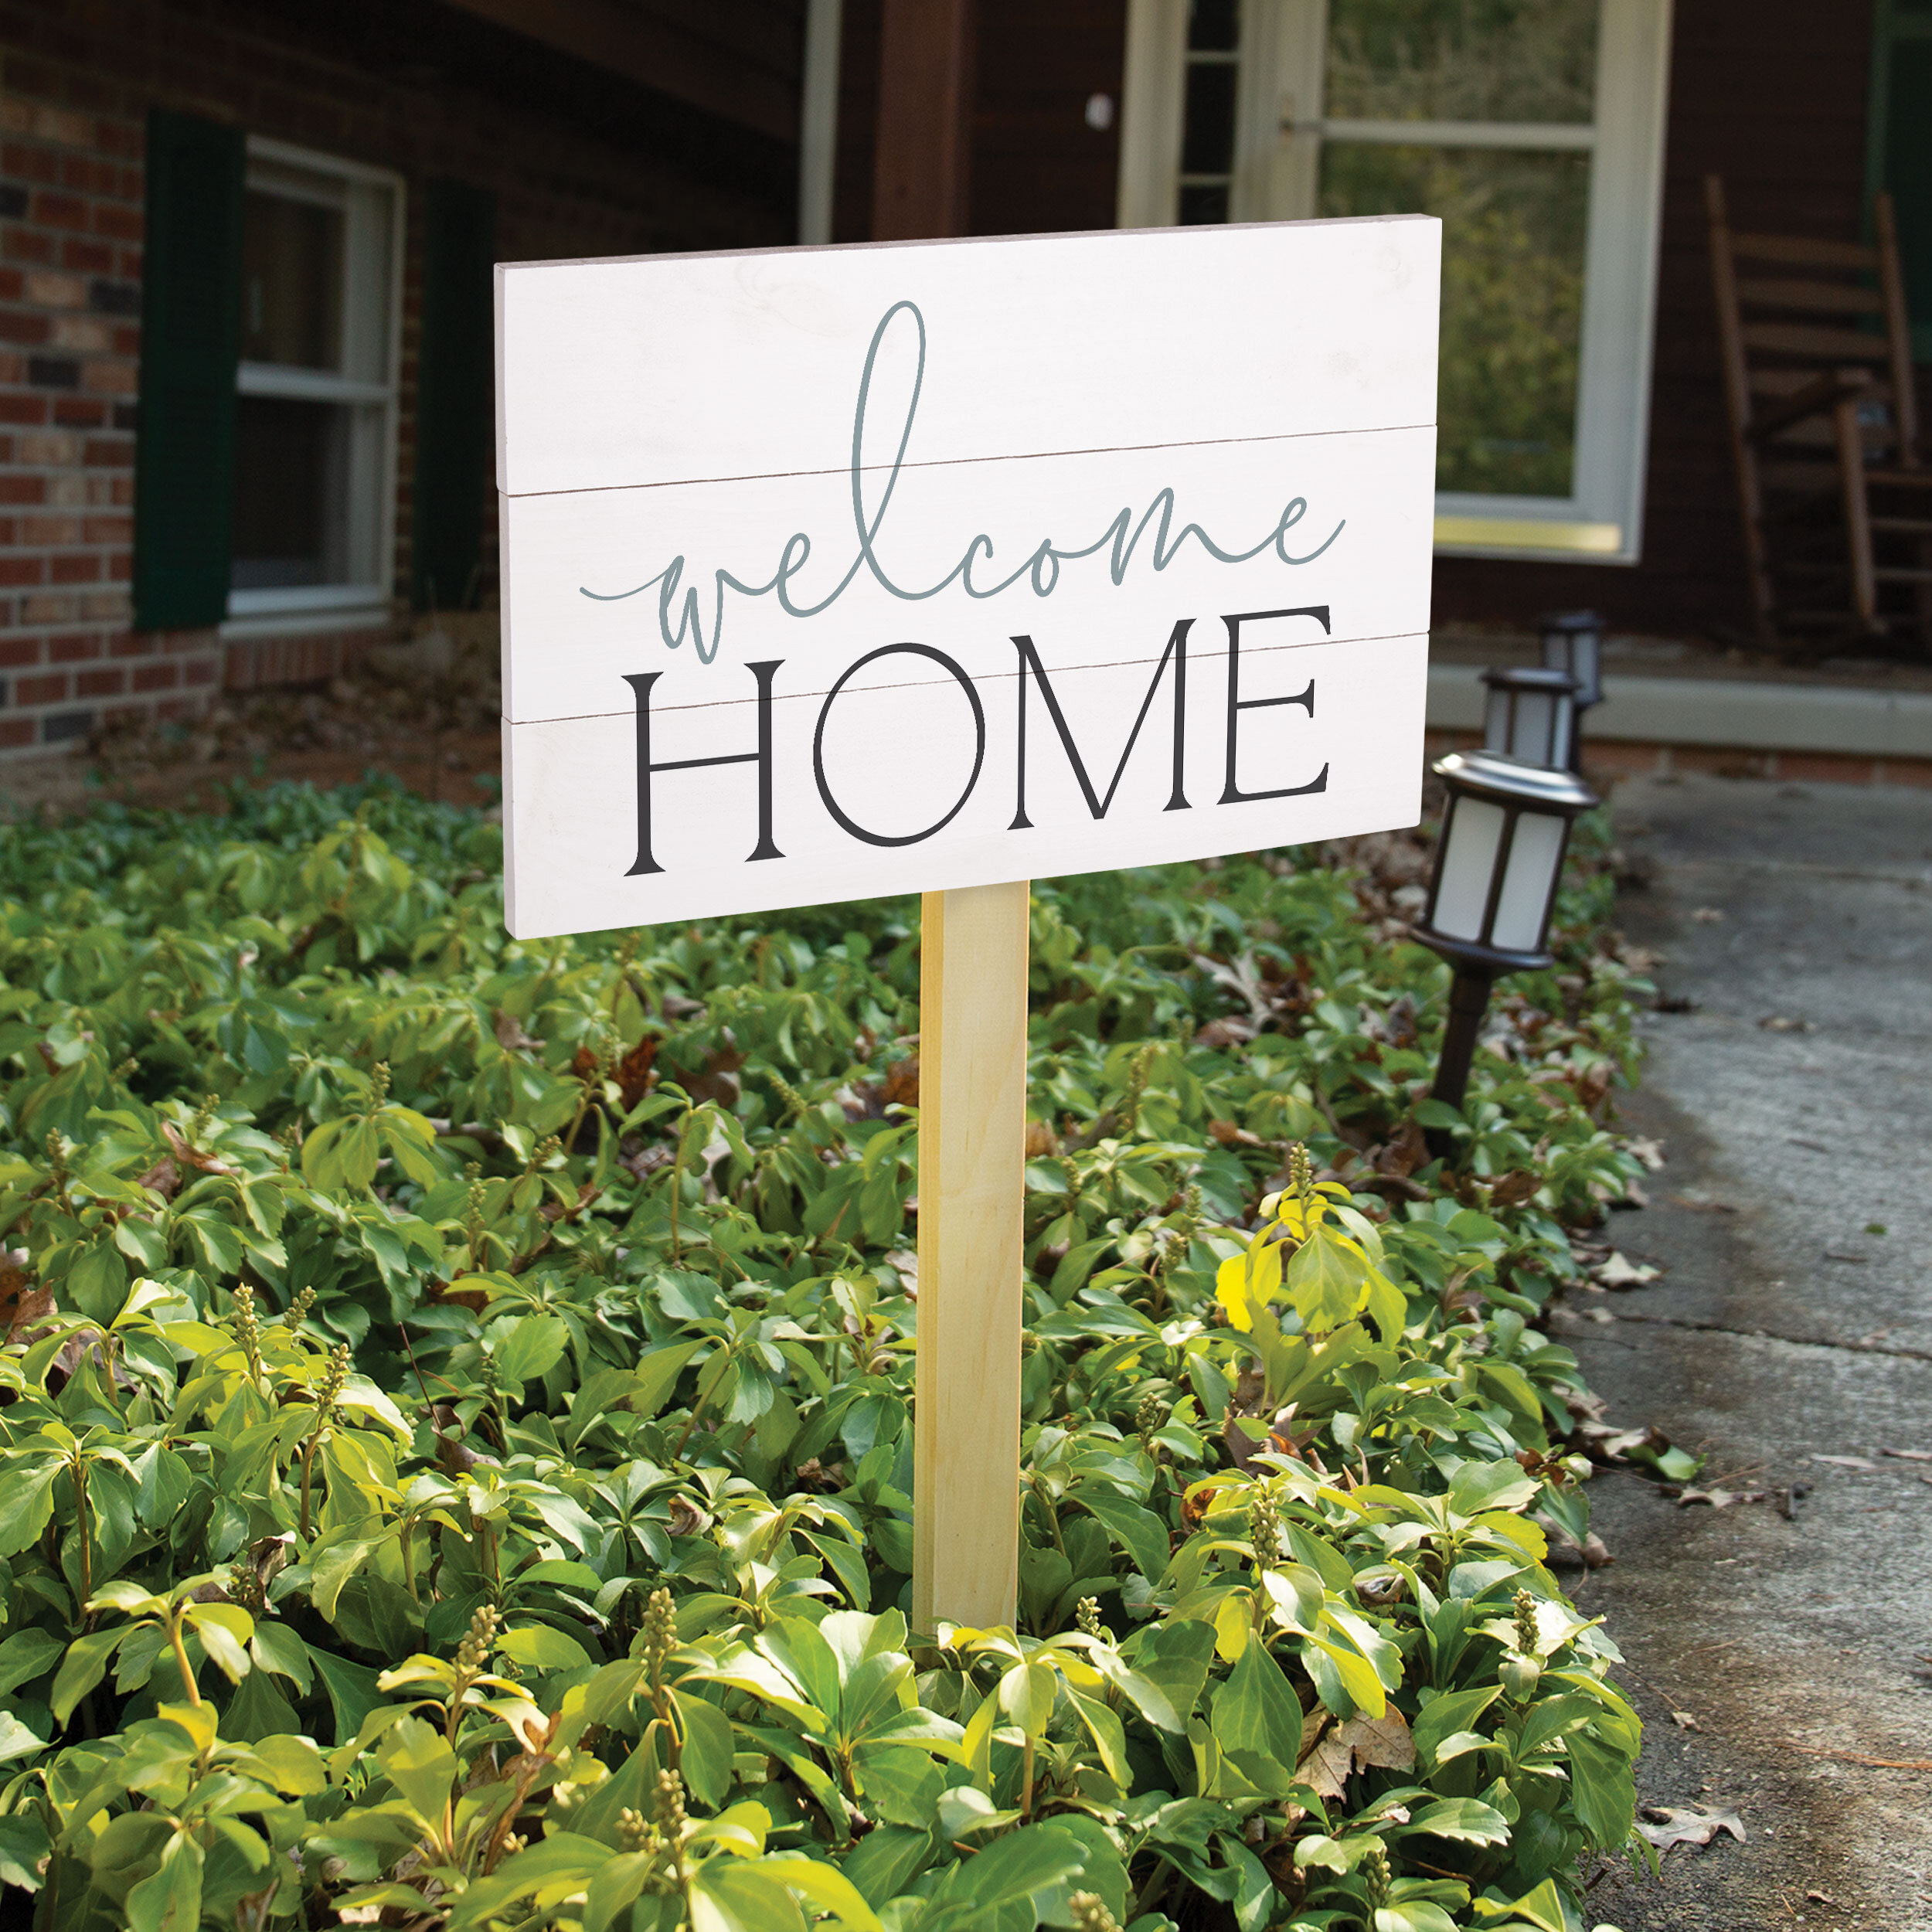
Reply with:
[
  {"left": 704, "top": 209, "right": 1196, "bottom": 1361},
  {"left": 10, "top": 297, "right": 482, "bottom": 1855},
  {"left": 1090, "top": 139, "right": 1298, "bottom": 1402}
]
[{"left": 913, "top": 879, "right": 1028, "bottom": 1634}]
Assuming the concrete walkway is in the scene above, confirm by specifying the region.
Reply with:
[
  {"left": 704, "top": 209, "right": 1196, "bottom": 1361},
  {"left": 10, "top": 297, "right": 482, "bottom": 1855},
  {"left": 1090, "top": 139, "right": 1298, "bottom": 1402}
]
[{"left": 1560, "top": 773, "right": 1932, "bottom": 1932}]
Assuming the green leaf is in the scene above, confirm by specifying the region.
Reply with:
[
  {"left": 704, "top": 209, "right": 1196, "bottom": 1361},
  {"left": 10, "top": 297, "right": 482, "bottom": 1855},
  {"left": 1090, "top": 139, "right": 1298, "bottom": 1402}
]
[
  {"left": 1565, "top": 1730, "right": 1637, "bottom": 1848},
  {"left": 0, "top": 1628, "right": 63, "bottom": 1696},
  {"left": 376, "top": 1714, "right": 457, "bottom": 1828},
  {"left": 124, "top": 1832, "right": 202, "bottom": 1932},
  {"left": 51, "top": 1625, "right": 126, "bottom": 1726},
  {"left": 674, "top": 1687, "right": 736, "bottom": 1811},
  {"left": 1413, "top": 1685, "right": 1502, "bottom": 1769},
  {"left": 1070, "top": 1485, "right": 1171, "bottom": 1583},
  {"left": 1211, "top": 1638, "right": 1305, "bottom": 1760},
  {"left": 631, "top": 1340, "right": 706, "bottom": 1420},
  {"left": 491, "top": 1312, "right": 569, "bottom": 1388},
  {"left": 496, "top": 1623, "right": 592, "bottom": 1672},
  {"left": 1396, "top": 1798, "right": 1512, "bottom": 1845}
]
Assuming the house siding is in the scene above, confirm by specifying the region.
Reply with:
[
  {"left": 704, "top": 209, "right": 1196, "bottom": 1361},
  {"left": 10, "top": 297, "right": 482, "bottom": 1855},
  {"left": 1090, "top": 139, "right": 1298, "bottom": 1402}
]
[{"left": 0, "top": 0, "right": 801, "bottom": 758}]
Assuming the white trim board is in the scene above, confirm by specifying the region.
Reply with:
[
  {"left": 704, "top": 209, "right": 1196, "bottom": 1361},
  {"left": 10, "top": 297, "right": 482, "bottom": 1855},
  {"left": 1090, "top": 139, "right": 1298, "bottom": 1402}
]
[{"left": 1428, "top": 663, "right": 1932, "bottom": 759}]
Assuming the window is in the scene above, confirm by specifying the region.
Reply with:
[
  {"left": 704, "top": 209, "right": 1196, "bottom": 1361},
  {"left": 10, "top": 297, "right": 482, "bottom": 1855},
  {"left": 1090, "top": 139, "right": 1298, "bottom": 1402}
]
[
  {"left": 1117, "top": 0, "right": 1672, "bottom": 562},
  {"left": 227, "top": 141, "right": 403, "bottom": 627}
]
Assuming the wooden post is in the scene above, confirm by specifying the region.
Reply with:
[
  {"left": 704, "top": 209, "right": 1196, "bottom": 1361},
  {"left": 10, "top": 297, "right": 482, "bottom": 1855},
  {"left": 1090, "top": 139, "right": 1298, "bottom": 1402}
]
[
  {"left": 870, "top": 0, "right": 977, "bottom": 241},
  {"left": 913, "top": 879, "right": 1028, "bottom": 1633}
]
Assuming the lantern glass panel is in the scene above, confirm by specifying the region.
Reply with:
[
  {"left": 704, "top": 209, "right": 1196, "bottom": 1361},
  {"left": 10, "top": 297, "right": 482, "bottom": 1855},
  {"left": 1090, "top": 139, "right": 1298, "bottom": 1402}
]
[
  {"left": 1433, "top": 795, "right": 1506, "bottom": 940},
  {"left": 1491, "top": 809, "right": 1566, "bottom": 951}
]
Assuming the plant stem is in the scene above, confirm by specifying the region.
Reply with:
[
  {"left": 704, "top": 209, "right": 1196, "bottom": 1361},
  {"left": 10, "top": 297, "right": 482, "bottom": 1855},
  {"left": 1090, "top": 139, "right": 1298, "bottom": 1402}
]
[
  {"left": 70, "top": 1456, "right": 91, "bottom": 1621},
  {"left": 672, "top": 1344, "right": 733, "bottom": 1461},
  {"left": 167, "top": 1612, "right": 202, "bottom": 1706}
]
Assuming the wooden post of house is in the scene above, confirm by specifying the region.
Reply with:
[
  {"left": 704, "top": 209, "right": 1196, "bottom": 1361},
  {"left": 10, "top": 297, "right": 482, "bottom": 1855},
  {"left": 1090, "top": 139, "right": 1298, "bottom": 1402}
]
[{"left": 868, "top": 0, "right": 1026, "bottom": 1634}]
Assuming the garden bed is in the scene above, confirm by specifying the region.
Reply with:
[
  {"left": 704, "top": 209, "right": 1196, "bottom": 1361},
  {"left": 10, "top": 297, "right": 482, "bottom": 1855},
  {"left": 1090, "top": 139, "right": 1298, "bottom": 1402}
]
[{"left": 0, "top": 780, "right": 1656, "bottom": 1931}]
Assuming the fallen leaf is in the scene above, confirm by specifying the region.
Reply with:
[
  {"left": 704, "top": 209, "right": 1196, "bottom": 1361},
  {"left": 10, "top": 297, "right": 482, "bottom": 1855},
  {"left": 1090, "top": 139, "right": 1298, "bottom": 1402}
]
[
  {"left": 1674, "top": 1486, "right": 1764, "bottom": 1509},
  {"left": 493, "top": 1009, "right": 543, "bottom": 1053},
  {"left": 1296, "top": 1708, "right": 1414, "bottom": 1798},
  {"left": 1024, "top": 1120, "right": 1059, "bottom": 1157},
  {"left": 1625, "top": 1136, "right": 1667, "bottom": 1170},
  {"left": 1670, "top": 1711, "right": 1700, "bottom": 1730},
  {"left": 1593, "top": 1251, "right": 1662, "bottom": 1290},
  {"left": 160, "top": 1118, "right": 237, "bottom": 1176},
  {"left": 1881, "top": 1447, "right": 1932, "bottom": 1463},
  {"left": 1757, "top": 1015, "right": 1814, "bottom": 1032},
  {"left": 1638, "top": 1804, "right": 1745, "bottom": 1851},
  {"left": 1209, "top": 1118, "right": 1265, "bottom": 1149},
  {"left": 1808, "top": 1454, "right": 1876, "bottom": 1470},
  {"left": 881, "top": 1055, "right": 920, "bottom": 1109},
  {"left": 613, "top": 1035, "right": 659, "bottom": 1110},
  {"left": 1668, "top": 1192, "right": 1737, "bottom": 1213},
  {"left": 137, "top": 1155, "right": 183, "bottom": 1199},
  {"left": 1487, "top": 1170, "right": 1542, "bottom": 1207},
  {"left": 1806, "top": 1890, "right": 1835, "bottom": 1906},
  {"left": 1822, "top": 1249, "right": 1869, "bottom": 1265},
  {"left": 1690, "top": 906, "right": 1726, "bottom": 923}
]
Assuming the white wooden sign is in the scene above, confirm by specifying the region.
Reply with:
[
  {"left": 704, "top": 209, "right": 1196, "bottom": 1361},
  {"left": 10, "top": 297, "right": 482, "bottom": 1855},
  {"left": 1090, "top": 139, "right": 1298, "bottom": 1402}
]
[{"left": 496, "top": 217, "right": 1440, "bottom": 938}]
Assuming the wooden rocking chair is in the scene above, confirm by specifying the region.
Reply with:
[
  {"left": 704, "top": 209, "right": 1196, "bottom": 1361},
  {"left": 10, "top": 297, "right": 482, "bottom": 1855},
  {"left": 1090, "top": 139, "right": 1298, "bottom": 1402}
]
[{"left": 1706, "top": 175, "right": 1932, "bottom": 649}]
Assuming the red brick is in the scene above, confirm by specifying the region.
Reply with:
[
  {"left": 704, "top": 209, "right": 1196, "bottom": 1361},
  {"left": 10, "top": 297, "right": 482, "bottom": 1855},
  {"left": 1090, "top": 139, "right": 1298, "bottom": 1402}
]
[
  {"left": 81, "top": 359, "right": 133, "bottom": 396},
  {"left": 131, "top": 660, "right": 178, "bottom": 692},
  {"left": 60, "top": 155, "right": 121, "bottom": 196},
  {"left": 0, "top": 475, "right": 46, "bottom": 504},
  {"left": 58, "top": 238, "right": 112, "bottom": 274},
  {"left": 0, "top": 718, "right": 32, "bottom": 749},
  {"left": 22, "top": 271, "right": 82, "bottom": 308},
  {"left": 92, "top": 205, "right": 141, "bottom": 243},
  {"left": 75, "top": 666, "right": 124, "bottom": 698},
  {"left": 1879, "top": 759, "right": 1932, "bottom": 789},
  {"left": 0, "top": 394, "right": 50, "bottom": 427},
  {"left": 48, "top": 634, "right": 101, "bottom": 663},
  {"left": 108, "top": 631, "right": 151, "bottom": 658},
  {"left": 0, "top": 638, "right": 42, "bottom": 668},
  {"left": 0, "top": 272, "right": 19, "bottom": 301},
  {"left": 21, "top": 514, "right": 79, "bottom": 545},
  {"left": 81, "top": 514, "right": 130, "bottom": 543},
  {"left": 1773, "top": 750, "right": 1881, "bottom": 784},
  {"left": 15, "top": 672, "right": 66, "bottom": 704},
  {"left": 49, "top": 553, "right": 101, "bottom": 583},
  {"left": 2, "top": 230, "right": 55, "bottom": 267},
  {"left": 106, "top": 551, "right": 130, "bottom": 580},
  {"left": 0, "top": 556, "right": 43, "bottom": 586},
  {"left": 51, "top": 398, "right": 104, "bottom": 428},
  {"left": 31, "top": 192, "right": 88, "bottom": 232},
  {"left": 111, "top": 323, "right": 138, "bottom": 355},
  {"left": 83, "top": 436, "right": 131, "bottom": 466},
  {"left": 19, "top": 594, "right": 76, "bottom": 623},
  {"left": 2, "top": 143, "right": 59, "bottom": 186},
  {"left": 0, "top": 311, "right": 51, "bottom": 345},
  {"left": 182, "top": 657, "right": 216, "bottom": 687}
]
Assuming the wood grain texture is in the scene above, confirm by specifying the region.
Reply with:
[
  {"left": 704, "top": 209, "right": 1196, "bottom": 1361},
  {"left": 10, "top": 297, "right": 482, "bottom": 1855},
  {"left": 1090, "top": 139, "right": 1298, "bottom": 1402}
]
[
  {"left": 913, "top": 878, "right": 1029, "bottom": 1633},
  {"left": 872, "top": 0, "right": 977, "bottom": 240}
]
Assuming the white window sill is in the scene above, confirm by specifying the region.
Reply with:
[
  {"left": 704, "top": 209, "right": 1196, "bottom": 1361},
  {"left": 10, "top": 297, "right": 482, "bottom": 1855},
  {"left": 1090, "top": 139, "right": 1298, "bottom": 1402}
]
[{"left": 219, "top": 602, "right": 393, "bottom": 642}]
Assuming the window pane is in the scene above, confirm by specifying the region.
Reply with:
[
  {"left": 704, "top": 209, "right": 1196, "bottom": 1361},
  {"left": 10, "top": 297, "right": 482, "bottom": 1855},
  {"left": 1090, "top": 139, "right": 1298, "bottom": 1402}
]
[
  {"left": 1320, "top": 145, "right": 1588, "bottom": 497},
  {"left": 1324, "top": 0, "right": 1598, "bottom": 124},
  {"left": 243, "top": 189, "right": 343, "bottom": 370},
  {"left": 1188, "top": 0, "right": 1240, "bottom": 53},
  {"left": 1180, "top": 60, "right": 1239, "bottom": 175},
  {"left": 231, "top": 395, "right": 350, "bottom": 589}
]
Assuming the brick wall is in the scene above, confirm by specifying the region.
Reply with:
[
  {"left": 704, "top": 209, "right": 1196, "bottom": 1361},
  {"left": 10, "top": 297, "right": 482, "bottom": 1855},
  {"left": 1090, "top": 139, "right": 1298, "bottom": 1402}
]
[
  {"left": 0, "top": 0, "right": 799, "bottom": 760},
  {"left": 0, "top": 94, "right": 211, "bottom": 754}
]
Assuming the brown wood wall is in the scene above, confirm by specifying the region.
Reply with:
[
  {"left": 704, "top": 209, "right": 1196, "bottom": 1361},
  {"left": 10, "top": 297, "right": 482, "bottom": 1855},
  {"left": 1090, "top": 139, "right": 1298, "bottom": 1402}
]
[{"left": 836, "top": 2, "right": 1883, "bottom": 642}]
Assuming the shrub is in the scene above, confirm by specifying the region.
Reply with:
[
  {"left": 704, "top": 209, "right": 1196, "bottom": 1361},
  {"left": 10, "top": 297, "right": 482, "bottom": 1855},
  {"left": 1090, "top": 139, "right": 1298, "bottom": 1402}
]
[{"left": 0, "top": 781, "right": 1648, "bottom": 1930}]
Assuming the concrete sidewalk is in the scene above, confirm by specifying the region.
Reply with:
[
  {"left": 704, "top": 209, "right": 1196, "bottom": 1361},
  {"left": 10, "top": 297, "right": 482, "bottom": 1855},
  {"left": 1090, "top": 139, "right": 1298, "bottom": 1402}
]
[{"left": 1560, "top": 773, "right": 1932, "bottom": 1932}]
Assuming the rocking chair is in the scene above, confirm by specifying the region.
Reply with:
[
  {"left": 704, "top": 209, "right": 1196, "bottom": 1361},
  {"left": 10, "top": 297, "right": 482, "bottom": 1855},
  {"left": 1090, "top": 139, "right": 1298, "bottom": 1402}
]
[{"left": 1706, "top": 174, "right": 1932, "bottom": 649}]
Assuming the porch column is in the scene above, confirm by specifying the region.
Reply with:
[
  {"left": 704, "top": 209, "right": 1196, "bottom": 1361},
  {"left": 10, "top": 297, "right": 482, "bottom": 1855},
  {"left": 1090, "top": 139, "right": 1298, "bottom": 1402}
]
[{"left": 871, "top": 0, "right": 977, "bottom": 240}]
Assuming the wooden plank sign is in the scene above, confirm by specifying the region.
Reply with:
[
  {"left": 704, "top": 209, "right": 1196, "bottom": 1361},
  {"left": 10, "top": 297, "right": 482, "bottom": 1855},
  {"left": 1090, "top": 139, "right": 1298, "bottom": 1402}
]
[{"left": 497, "top": 218, "right": 1440, "bottom": 1629}]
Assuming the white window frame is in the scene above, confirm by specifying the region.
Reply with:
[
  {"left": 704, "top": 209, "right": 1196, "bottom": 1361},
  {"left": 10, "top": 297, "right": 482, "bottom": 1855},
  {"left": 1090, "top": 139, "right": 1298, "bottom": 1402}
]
[
  {"left": 1118, "top": 0, "right": 1672, "bottom": 564},
  {"left": 223, "top": 136, "right": 405, "bottom": 636}
]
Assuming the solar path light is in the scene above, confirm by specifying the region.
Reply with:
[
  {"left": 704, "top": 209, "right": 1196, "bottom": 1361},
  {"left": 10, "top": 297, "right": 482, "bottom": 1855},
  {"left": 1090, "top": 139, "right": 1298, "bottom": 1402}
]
[
  {"left": 1481, "top": 665, "right": 1581, "bottom": 772},
  {"left": 1539, "top": 608, "right": 1604, "bottom": 770},
  {"left": 1411, "top": 750, "right": 1600, "bottom": 1156}
]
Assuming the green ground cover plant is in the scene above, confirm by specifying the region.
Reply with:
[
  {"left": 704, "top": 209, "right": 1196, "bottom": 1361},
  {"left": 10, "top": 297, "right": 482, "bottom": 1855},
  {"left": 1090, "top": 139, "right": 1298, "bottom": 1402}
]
[{"left": 0, "top": 780, "right": 1653, "bottom": 1932}]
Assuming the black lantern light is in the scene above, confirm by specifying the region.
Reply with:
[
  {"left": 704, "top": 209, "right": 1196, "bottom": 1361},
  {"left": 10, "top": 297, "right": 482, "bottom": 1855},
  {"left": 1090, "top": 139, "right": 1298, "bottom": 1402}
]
[
  {"left": 1481, "top": 665, "right": 1580, "bottom": 772},
  {"left": 1412, "top": 750, "right": 1600, "bottom": 1154},
  {"left": 1539, "top": 611, "right": 1604, "bottom": 771}
]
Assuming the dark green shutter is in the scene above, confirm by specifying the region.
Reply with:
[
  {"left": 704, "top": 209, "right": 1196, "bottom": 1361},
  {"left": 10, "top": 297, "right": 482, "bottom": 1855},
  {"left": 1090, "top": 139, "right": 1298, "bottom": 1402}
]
[
  {"left": 1869, "top": 0, "right": 1932, "bottom": 361},
  {"left": 412, "top": 180, "right": 497, "bottom": 611},
  {"left": 132, "top": 111, "right": 244, "bottom": 631}
]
